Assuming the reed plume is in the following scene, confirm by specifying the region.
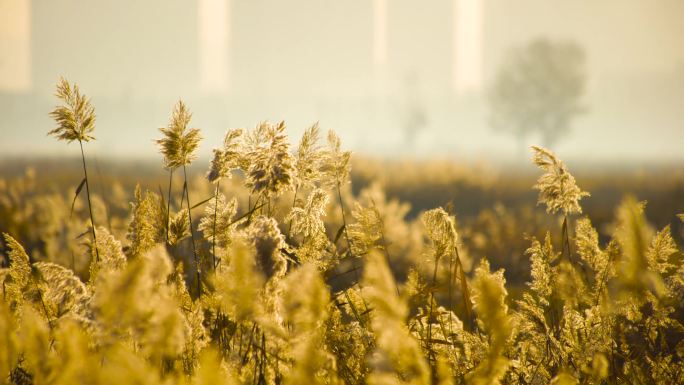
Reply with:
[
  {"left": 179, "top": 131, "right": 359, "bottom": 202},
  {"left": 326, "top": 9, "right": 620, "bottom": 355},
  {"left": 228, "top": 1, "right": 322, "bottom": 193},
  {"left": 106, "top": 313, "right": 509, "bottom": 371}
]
[
  {"left": 48, "top": 78, "right": 100, "bottom": 261},
  {"left": 157, "top": 100, "right": 203, "bottom": 295}
]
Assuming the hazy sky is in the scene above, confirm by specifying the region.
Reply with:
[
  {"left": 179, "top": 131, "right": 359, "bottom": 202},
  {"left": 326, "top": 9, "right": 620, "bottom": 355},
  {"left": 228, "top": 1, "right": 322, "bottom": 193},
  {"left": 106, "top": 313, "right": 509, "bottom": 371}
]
[{"left": 0, "top": 0, "right": 682, "bottom": 163}]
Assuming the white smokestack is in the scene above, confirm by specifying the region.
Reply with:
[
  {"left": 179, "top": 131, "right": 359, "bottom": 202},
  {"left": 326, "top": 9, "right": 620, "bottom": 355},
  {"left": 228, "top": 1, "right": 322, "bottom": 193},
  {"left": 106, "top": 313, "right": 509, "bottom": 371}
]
[
  {"left": 0, "top": 0, "right": 31, "bottom": 92},
  {"left": 453, "top": 0, "right": 483, "bottom": 94},
  {"left": 198, "top": 0, "right": 230, "bottom": 95},
  {"left": 373, "top": 0, "right": 388, "bottom": 71}
]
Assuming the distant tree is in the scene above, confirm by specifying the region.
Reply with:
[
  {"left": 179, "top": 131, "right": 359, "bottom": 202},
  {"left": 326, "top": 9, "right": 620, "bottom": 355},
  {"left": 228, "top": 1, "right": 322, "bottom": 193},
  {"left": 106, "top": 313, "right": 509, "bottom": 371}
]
[
  {"left": 488, "top": 38, "right": 587, "bottom": 149},
  {"left": 398, "top": 71, "right": 428, "bottom": 147}
]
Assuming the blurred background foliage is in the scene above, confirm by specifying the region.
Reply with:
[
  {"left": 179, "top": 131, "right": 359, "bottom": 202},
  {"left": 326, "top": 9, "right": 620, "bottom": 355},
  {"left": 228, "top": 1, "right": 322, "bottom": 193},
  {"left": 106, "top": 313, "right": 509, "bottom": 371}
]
[{"left": 2, "top": 157, "right": 681, "bottom": 293}]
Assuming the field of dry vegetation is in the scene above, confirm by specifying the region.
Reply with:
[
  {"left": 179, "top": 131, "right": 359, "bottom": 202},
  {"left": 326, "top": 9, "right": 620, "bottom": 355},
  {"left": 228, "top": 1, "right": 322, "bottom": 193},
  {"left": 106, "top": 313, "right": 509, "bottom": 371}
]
[{"left": 1, "top": 80, "right": 683, "bottom": 384}]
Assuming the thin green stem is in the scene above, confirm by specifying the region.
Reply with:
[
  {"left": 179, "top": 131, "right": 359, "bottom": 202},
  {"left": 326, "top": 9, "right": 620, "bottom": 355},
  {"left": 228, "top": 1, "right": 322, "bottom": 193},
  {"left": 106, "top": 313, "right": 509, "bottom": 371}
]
[
  {"left": 454, "top": 245, "right": 473, "bottom": 331},
  {"left": 259, "top": 331, "right": 266, "bottom": 384},
  {"left": 183, "top": 164, "right": 201, "bottom": 297},
  {"left": 79, "top": 140, "right": 99, "bottom": 262},
  {"left": 561, "top": 215, "right": 571, "bottom": 261},
  {"left": 166, "top": 169, "right": 173, "bottom": 244},
  {"left": 336, "top": 181, "right": 352, "bottom": 256},
  {"left": 38, "top": 289, "right": 53, "bottom": 330},
  {"left": 336, "top": 181, "right": 360, "bottom": 288},
  {"left": 286, "top": 186, "right": 299, "bottom": 240},
  {"left": 448, "top": 255, "right": 454, "bottom": 340},
  {"left": 247, "top": 194, "right": 262, "bottom": 224},
  {"left": 212, "top": 180, "right": 220, "bottom": 270},
  {"left": 426, "top": 252, "right": 440, "bottom": 364},
  {"left": 335, "top": 180, "right": 371, "bottom": 323}
]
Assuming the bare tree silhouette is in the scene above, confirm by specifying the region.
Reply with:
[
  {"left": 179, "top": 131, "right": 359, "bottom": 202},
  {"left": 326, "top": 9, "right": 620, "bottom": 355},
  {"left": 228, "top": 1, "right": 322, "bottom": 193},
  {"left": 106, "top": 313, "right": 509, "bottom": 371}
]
[{"left": 489, "top": 38, "right": 587, "bottom": 150}]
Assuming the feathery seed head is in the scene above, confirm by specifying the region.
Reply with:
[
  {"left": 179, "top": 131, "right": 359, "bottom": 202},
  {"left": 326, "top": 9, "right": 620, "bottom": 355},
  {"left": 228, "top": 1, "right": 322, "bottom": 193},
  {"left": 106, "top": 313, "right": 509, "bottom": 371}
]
[
  {"left": 0, "top": 303, "right": 18, "bottom": 381},
  {"left": 246, "top": 121, "right": 296, "bottom": 196},
  {"left": 248, "top": 216, "right": 287, "bottom": 280},
  {"left": 363, "top": 250, "right": 431, "bottom": 385},
  {"left": 422, "top": 208, "right": 458, "bottom": 258},
  {"left": 168, "top": 209, "right": 191, "bottom": 246},
  {"left": 287, "top": 188, "right": 329, "bottom": 239},
  {"left": 33, "top": 261, "right": 89, "bottom": 321},
  {"left": 92, "top": 245, "right": 185, "bottom": 360},
  {"left": 89, "top": 226, "right": 127, "bottom": 285},
  {"left": 615, "top": 197, "right": 652, "bottom": 274},
  {"left": 156, "top": 100, "right": 202, "bottom": 169},
  {"left": 207, "top": 128, "right": 244, "bottom": 182},
  {"left": 140, "top": 245, "right": 174, "bottom": 284},
  {"left": 531, "top": 146, "right": 589, "bottom": 215},
  {"left": 295, "top": 123, "right": 323, "bottom": 187},
  {"left": 646, "top": 225, "right": 678, "bottom": 274},
  {"left": 48, "top": 78, "right": 96, "bottom": 143},
  {"left": 472, "top": 259, "right": 510, "bottom": 340},
  {"left": 614, "top": 196, "right": 665, "bottom": 297},
  {"left": 213, "top": 240, "right": 264, "bottom": 321},
  {"left": 348, "top": 203, "right": 383, "bottom": 256},
  {"left": 126, "top": 185, "right": 165, "bottom": 257},
  {"left": 198, "top": 193, "right": 239, "bottom": 250},
  {"left": 282, "top": 263, "right": 329, "bottom": 332},
  {"left": 282, "top": 263, "right": 335, "bottom": 385},
  {"left": 525, "top": 233, "right": 557, "bottom": 302},
  {"left": 575, "top": 218, "right": 610, "bottom": 276},
  {"left": 467, "top": 259, "right": 511, "bottom": 385},
  {"left": 321, "top": 130, "right": 352, "bottom": 186},
  {"left": 2, "top": 233, "right": 31, "bottom": 311}
]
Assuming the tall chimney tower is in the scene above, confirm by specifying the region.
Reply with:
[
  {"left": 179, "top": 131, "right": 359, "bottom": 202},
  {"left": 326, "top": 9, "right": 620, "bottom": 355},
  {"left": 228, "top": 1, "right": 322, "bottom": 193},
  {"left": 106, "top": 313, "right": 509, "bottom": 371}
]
[
  {"left": 453, "top": 0, "right": 483, "bottom": 94},
  {"left": 0, "top": 0, "right": 31, "bottom": 92},
  {"left": 198, "top": 0, "right": 230, "bottom": 95}
]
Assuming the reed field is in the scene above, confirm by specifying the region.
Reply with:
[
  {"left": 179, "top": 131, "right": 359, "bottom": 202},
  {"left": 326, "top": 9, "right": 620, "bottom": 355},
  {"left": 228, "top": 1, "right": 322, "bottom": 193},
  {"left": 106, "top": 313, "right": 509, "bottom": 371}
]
[{"left": 1, "top": 79, "right": 683, "bottom": 384}]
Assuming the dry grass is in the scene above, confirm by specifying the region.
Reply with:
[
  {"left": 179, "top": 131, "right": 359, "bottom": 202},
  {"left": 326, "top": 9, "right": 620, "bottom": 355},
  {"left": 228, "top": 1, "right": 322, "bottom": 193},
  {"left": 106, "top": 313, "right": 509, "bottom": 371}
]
[{"left": 0, "top": 80, "right": 683, "bottom": 384}]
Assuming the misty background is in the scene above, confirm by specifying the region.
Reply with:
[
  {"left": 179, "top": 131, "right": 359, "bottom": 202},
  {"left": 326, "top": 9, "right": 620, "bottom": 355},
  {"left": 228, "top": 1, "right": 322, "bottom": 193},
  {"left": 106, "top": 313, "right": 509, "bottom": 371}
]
[{"left": 1, "top": 0, "right": 683, "bottom": 163}]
